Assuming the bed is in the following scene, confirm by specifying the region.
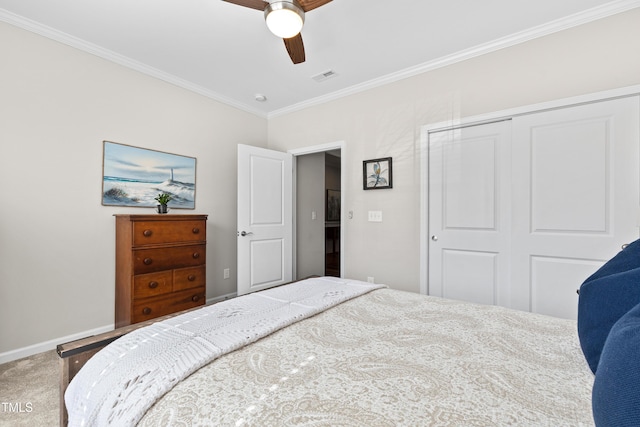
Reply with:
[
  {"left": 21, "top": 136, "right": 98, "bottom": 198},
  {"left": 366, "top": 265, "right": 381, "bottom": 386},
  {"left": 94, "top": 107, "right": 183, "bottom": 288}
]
[{"left": 58, "top": 276, "right": 602, "bottom": 426}]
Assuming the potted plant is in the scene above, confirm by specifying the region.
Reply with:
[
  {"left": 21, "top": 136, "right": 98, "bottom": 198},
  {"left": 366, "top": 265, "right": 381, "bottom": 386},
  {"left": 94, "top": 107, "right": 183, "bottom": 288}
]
[{"left": 154, "top": 192, "right": 172, "bottom": 214}]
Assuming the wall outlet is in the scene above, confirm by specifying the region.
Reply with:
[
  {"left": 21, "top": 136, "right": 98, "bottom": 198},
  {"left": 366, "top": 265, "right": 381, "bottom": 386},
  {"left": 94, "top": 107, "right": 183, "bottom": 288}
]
[
  {"left": 223, "top": 268, "right": 230, "bottom": 279},
  {"left": 367, "top": 277, "right": 374, "bottom": 283},
  {"left": 312, "top": 211, "right": 317, "bottom": 220}
]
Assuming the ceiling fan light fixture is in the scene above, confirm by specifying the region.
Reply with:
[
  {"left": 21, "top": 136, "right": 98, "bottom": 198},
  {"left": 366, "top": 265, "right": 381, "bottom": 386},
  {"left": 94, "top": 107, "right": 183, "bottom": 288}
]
[{"left": 264, "top": 1, "right": 305, "bottom": 39}]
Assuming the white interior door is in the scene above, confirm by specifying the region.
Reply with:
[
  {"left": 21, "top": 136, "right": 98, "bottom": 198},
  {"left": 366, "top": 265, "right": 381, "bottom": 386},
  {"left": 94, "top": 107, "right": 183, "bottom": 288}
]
[
  {"left": 428, "top": 120, "right": 512, "bottom": 306},
  {"left": 237, "top": 144, "right": 293, "bottom": 296},
  {"left": 428, "top": 96, "right": 640, "bottom": 319},
  {"left": 510, "top": 96, "right": 640, "bottom": 318}
]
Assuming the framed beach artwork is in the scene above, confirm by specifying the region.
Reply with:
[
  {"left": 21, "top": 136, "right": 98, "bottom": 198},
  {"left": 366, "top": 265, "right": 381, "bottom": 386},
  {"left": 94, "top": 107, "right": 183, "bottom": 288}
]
[
  {"left": 102, "top": 141, "right": 196, "bottom": 209},
  {"left": 363, "top": 157, "right": 392, "bottom": 190}
]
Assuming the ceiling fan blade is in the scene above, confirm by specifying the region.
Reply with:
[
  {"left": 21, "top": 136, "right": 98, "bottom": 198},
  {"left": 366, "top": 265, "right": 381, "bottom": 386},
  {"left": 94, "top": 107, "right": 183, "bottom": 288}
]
[
  {"left": 221, "top": 0, "right": 268, "bottom": 11},
  {"left": 296, "top": 0, "right": 332, "bottom": 12},
  {"left": 283, "top": 34, "right": 305, "bottom": 64}
]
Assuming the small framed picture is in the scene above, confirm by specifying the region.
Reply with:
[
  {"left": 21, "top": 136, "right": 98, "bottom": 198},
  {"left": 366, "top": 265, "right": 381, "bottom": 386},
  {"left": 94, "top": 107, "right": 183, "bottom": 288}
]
[{"left": 363, "top": 157, "right": 392, "bottom": 190}]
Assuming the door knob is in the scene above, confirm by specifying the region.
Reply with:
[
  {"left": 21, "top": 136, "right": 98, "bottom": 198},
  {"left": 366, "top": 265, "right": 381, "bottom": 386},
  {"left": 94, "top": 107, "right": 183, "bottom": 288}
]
[
  {"left": 431, "top": 235, "right": 438, "bottom": 241},
  {"left": 240, "top": 231, "right": 253, "bottom": 237}
]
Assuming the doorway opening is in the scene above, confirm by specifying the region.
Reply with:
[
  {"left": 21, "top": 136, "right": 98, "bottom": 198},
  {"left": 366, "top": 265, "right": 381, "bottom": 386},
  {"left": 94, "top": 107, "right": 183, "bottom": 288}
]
[{"left": 290, "top": 142, "right": 344, "bottom": 280}]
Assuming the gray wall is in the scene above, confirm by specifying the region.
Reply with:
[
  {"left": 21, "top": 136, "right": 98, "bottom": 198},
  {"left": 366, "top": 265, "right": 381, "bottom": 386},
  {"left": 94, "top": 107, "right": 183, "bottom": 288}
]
[
  {"left": 0, "top": 21, "right": 267, "bottom": 359},
  {"left": 295, "top": 153, "right": 325, "bottom": 278},
  {"left": 267, "top": 8, "right": 640, "bottom": 292},
  {"left": 2, "top": 8, "right": 640, "bottom": 360}
]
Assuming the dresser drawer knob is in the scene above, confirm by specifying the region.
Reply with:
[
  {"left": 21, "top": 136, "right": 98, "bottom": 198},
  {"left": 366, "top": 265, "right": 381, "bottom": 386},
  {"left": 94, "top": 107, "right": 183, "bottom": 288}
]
[
  {"left": 192, "top": 227, "right": 200, "bottom": 234},
  {"left": 192, "top": 295, "right": 200, "bottom": 302},
  {"left": 192, "top": 252, "right": 200, "bottom": 259},
  {"left": 148, "top": 281, "right": 159, "bottom": 289},
  {"left": 142, "top": 307, "right": 152, "bottom": 315},
  {"left": 143, "top": 229, "right": 153, "bottom": 237},
  {"left": 188, "top": 275, "right": 196, "bottom": 281},
  {"left": 143, "top": 258, "right": 153, "bottom": 265}
]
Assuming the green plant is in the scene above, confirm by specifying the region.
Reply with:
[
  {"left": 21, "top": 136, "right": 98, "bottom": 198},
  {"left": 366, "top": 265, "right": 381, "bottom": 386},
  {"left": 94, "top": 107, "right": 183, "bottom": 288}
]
[{"left": 154, "top": 192, "right": 172, "bottom": 205}]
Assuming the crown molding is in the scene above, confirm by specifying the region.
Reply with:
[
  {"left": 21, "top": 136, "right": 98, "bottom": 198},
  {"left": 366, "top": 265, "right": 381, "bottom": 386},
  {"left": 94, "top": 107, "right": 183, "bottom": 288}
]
[
  {"left": 267, "top": 0, "right": 640, "bottom": 118},
  {"left": 2, "top": 1, "right": 639, "bottom": 120},
  {"left": 0, "top": 8, "right": 268, "bottom": 118}
]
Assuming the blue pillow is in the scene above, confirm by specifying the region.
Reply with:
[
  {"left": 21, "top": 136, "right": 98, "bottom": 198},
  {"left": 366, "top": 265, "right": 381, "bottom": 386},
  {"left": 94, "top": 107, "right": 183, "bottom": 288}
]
[
  {"left": 592, "top": 302, "right": 640, "bottom": 426},
  {"left": 578, "top": 240, "right": 640, "bottom": 373},
  {"left": 583, "top": 239, "right": 640, "bottom": 284},
  {"left": 578, "top": 267, "right": 640, "bottom": 373}
]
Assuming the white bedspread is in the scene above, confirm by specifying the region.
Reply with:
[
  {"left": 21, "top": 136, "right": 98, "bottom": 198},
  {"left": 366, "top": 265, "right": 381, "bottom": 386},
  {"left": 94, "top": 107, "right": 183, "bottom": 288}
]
[
  {"left": 65, "top": 277, "right": 385, "bottom": 427},
  {"left": 139, "top": 288, "right": 595, "bottom": 426}
]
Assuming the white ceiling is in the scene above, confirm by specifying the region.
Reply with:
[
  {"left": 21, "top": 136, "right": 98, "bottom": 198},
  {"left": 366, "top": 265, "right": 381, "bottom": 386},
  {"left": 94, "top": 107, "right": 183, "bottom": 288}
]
[{"left": 1, "top": 0, "right": 637, "bottom": 117}]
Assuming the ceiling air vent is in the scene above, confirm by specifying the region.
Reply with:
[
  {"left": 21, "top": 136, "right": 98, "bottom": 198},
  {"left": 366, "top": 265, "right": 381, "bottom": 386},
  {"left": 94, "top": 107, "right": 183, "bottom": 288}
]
[{"left": 312, "top": 69, "right": 338, "bottom": 83}]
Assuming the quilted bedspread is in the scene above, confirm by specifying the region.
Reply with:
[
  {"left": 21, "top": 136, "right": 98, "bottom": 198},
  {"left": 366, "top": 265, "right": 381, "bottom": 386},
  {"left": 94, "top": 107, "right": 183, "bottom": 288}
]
[
  {"left": 138, "top": 288, "right": 594, "bottom": 426},
  {"left": 65, "top": 277, "right": 385, "bottom": 426}
]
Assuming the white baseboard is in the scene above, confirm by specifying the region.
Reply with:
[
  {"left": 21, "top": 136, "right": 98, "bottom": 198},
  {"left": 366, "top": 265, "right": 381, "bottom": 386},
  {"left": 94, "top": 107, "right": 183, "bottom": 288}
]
[
  {"left": 0, "top": 324, "right": 115, "bottom": 365},
  {"left": 207, "top": 291, "right": 237, "bottom": 305},
  {"left": 0, "top": 292, "right": 238, "bottom": 365}
]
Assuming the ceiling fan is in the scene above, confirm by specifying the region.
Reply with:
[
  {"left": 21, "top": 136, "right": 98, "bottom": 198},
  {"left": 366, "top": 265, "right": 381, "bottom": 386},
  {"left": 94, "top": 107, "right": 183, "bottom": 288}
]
[{"left": 222, "top": 0, "right": 332, "bottom": 64}]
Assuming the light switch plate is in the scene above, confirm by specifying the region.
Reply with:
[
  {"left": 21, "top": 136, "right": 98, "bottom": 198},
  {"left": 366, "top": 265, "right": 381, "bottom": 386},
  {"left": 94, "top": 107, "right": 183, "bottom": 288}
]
[{"left": 368, "top": 211, "right": 383, "bottom": 222}]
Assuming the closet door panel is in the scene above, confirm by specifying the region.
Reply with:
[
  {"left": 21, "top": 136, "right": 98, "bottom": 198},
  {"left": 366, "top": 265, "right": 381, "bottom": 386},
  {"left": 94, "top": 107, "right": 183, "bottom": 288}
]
[
  {"left": 511, "top": 96, "right": 640, "bottom": 319},
  {"left": 530, "top": 119, "right": 608, "bottom": 233},
  {"left": 530, "top": 256, "right": 604, "bottom": 319},
  {"left": 441, "top": 249, "right": 497, "bottom": 306},
  {"left": 428, "top": 120, "right": 512, "bottom": 306}
]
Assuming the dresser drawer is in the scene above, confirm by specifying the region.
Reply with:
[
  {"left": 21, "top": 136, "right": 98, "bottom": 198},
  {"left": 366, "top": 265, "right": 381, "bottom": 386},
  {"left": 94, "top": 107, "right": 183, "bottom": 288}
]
[
  {"left": 132, "top": 287, "right": 206, "bottom": 324},
  {"left": 174, "top": 266, "right": 205, "bottom": 291},
  {"left": 133, "top": 271, "right": 173, "bottom": 299},
  {"left": 132, "top": 220, "right": 206, "bottom": 246},
  {"left": 133, "top": 244, "right": 205, "bottom": 274}
]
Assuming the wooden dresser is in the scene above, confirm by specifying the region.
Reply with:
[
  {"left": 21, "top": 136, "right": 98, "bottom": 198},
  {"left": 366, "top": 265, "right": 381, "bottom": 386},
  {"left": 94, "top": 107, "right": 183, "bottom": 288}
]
[{"left": 114, "top": 214, "right": 208, "bottom": 327}]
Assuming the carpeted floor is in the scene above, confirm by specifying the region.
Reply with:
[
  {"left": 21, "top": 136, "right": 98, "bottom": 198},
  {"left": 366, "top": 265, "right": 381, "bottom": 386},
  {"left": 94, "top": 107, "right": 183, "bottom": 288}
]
[{"left": 0, "top": 350, "right": 59, "bottom": 427}]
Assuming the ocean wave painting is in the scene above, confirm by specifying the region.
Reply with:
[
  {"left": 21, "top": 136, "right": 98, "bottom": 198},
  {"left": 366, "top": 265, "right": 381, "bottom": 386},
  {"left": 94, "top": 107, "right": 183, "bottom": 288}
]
[{"left": 102, "top": 141, "right": 196, "bottom": 209}]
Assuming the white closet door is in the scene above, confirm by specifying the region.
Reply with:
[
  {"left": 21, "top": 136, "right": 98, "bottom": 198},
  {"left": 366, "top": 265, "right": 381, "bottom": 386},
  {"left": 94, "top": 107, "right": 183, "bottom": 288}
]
[
  {"left": 511, "top": 96, "right": 640, "bottom": 318},
  {"left": 428, "top": 120, "right": 512, "bottom": 306}
]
